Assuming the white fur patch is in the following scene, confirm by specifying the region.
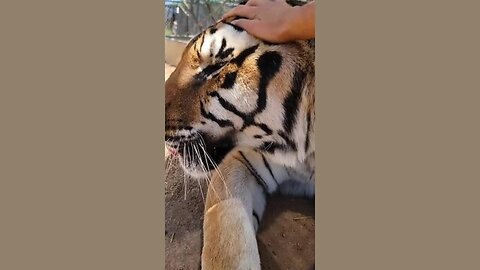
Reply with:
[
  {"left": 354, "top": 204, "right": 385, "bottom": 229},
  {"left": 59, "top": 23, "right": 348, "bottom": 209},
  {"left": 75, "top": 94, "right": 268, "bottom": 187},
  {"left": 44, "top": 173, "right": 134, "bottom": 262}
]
[
  {"left": 199, "top": 24, "right": 259, "bottom": 66},
  {"left": 217, "top": 85, "right": 257, "bottom": 114},
  {"left": 206, "top": 98, "right": 244, "bottom": 129}
]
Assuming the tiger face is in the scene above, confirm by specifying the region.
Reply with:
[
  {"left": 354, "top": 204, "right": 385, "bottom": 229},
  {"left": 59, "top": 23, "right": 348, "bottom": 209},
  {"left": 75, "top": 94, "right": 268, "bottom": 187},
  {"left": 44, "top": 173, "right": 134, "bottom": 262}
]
[{"left": 165, "top": 20, "right": 315, "bottom": 178}]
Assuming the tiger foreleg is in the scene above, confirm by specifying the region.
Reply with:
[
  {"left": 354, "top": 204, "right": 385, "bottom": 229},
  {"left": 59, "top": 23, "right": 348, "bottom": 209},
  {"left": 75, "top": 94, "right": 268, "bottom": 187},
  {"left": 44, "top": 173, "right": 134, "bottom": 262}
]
[
  {"left": 201, "top": 154, "right": 266, "bottom": 270},
  {"left": 202, "top": 198, "right": 261, "bottom": 270}
]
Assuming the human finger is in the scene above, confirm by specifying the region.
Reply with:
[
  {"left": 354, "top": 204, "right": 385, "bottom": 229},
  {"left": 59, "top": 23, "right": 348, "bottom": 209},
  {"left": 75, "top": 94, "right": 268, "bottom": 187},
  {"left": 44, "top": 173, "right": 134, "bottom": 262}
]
[
  {"left": 232, "top": 18, "right": 285, "bottom": 43},
  {"left": 222, "top": 5, "right": 257, "bottom": 20},
  {"left": 231, "top": 19, "right": 264, "bottom": 37},
  {"left": 244, "top": 0, "right": 269, "bottom": 6}
]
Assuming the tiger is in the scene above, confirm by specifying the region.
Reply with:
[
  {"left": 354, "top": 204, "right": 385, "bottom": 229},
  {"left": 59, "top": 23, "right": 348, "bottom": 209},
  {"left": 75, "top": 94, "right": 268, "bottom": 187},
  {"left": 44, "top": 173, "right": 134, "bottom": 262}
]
[{"left": 165, "top": 10, "right": 315, "bottom": 270}]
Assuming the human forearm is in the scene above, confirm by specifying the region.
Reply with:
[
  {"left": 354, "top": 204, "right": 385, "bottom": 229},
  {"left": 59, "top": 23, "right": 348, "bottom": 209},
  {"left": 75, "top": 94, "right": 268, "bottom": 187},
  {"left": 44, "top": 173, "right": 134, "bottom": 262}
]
[{"left": 285, "top": 1, "right": 315, "bottom": 41}]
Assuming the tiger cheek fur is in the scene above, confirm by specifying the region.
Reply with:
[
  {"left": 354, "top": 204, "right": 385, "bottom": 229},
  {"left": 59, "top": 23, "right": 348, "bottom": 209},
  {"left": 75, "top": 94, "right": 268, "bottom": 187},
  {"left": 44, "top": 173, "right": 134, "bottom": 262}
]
[{"left": 165, "top": 17, "right": 315, "bottom": 270}]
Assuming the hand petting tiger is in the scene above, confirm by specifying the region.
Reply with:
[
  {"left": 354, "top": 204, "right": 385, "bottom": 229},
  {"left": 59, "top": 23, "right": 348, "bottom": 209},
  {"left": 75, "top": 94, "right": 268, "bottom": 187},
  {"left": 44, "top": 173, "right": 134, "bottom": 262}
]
[{"left": 165, "top": 13, "right": 315, "bottom": 270}]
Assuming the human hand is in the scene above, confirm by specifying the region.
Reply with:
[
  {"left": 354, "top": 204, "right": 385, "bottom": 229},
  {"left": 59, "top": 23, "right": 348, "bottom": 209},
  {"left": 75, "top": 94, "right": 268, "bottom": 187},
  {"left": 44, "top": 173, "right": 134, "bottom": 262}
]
[{"left": 222, "top": 0, "right": 315, "bottom": 43}]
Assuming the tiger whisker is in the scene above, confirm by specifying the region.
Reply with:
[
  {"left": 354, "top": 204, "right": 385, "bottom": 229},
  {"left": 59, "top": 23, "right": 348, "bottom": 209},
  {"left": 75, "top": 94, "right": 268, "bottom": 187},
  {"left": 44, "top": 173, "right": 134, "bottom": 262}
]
[
  {"left": 165, "top": 139, "right": 177, "bottom": 178},
  {"left": 186, "top": 142, "right": 204, "bottom": 203},
  {"left": 165, "top": 138, "right": 182, "bottom": 192},
  {"left": 193, "top": 139, "right": 218, "bottom": 197},
  {"left": 197, "top": 135, "right": 232, "bottom": 199},
  {"left": 194, "top": 144, "right": 217, "bottom": 201},
  {"left": 182, "top": 142, "right": 188, "bottom": 200},
  {"left": 191, "top": 143, "right": 206, "bottom": 203}
]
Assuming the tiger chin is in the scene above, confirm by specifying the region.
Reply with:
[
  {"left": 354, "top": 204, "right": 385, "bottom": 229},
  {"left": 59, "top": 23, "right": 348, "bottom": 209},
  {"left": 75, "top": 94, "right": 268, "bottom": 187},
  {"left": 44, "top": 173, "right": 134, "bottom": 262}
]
[{"left": 165, "top": 15, "right": 315, "bottom": 270}]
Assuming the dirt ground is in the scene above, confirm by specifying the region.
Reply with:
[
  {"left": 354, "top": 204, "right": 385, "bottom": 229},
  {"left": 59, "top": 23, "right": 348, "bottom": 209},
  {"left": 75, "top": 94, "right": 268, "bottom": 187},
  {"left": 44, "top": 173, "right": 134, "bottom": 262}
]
[{"left": 165, "top": 63, "right": 314, "bottom": 270}]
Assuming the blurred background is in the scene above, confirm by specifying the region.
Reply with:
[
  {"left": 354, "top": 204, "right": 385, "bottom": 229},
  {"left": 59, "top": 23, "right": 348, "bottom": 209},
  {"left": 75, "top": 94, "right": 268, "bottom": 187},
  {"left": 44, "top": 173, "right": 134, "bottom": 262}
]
[{"left": 165, "top": 0, "right": 238, "bottom": 41}]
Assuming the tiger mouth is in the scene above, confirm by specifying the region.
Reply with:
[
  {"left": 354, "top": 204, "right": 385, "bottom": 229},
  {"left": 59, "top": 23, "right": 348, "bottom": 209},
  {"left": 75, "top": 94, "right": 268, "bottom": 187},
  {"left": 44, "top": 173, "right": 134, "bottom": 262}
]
[{"left": 165, "top": 133, "right": 235, "bottom": 176}]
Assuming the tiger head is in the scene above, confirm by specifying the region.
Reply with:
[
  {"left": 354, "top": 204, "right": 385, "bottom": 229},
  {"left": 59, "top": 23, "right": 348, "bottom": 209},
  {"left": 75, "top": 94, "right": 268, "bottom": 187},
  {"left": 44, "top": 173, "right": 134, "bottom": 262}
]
[{"left": 165, "top": 19, "right": 315, "bottom": 178}]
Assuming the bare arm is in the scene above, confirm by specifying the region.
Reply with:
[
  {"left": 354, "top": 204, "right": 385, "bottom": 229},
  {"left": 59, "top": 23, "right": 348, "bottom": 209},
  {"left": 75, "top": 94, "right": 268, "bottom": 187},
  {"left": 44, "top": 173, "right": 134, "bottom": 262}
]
[{"left": 222, "top": 0, "right": 315, "bottom": 43}]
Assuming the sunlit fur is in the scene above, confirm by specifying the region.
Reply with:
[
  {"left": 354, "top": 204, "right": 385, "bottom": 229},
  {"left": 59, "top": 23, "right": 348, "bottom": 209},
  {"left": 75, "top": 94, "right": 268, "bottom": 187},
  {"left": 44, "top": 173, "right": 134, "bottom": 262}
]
[{"left": 165, "top": 17, "right": 314, "bottom": 269}]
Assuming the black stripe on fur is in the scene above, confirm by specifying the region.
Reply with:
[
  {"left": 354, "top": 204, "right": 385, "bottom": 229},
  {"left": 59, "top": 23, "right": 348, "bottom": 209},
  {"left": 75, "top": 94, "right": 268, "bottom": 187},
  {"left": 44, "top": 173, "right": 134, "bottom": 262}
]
[
  {"left": 238, "top": 151, "right": 269, "bottom": 194},
  {"left": 282, "top": 68, "right": 306, "bottom": 134},
  {"left": 200, "top": 102, "right": 234, "bottom": 128},
  {"left": 252, "top": 211, "right": 260, "bottom": 227},
  {"left": 221, "top": 72, "right": 238, "bottom": 89},
  {"left": 208, "top": 91, "right": 273, "bottom": 135},
  {"left": 255, "top": 51, "right": 282, "bottom": 114},
  {"left": 305, "top": 111, "right": 311, "bottom": 153},
  {"left": 208, "top": 91, "right": 247, "bottom": 118},
  {"left": 278, "top": 131, "right": 297, "bottom": 151},
  {"left": 258, "top": 141, "right": 286, "bottom": 154},
  {"left": 261, "top": 154, "right": 279, "bottom": 188},
  {"left": 231, "top": 45, "right": 258, "bottom": 66}
]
